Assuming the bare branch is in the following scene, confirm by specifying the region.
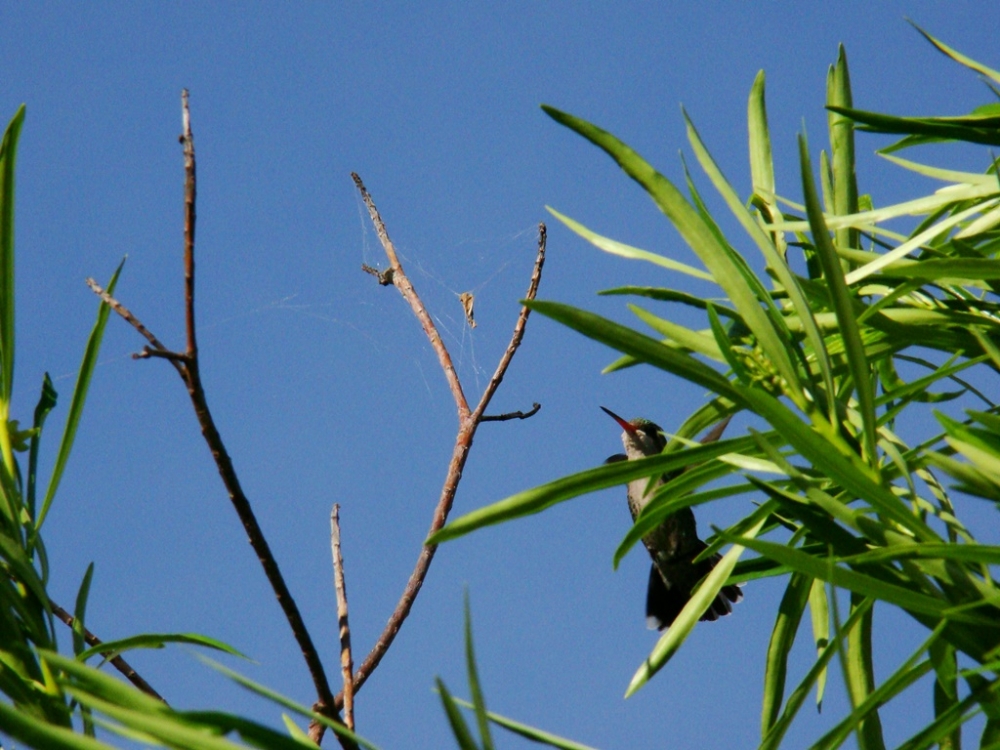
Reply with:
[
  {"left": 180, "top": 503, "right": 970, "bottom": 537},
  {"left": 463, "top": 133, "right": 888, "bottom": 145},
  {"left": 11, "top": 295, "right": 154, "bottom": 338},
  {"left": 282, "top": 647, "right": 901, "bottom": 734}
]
[
  {"left": 181, "top": 89, "right": 198, "bottom": 359},
  {"left": 135, "top": 346, "right": 190, "bottom": 364},
  {"left": 96, "top": 91, "right": 355, "bottom": 749},
  {"left": 330, "top": 505, "right": 355, "bottom": 731},
  {"left": 50, "top": 598, "right": 166, "bottom": 703},
  {"left": 335, "top": 210, "right": 546, "bottom": 710},
  {"left": 471, "top": 223, "right": 546, "bottom": 423},
  {"left": 480, "top": 402, "right": 541, "bottom": 422},
  {"left": 351, "top": 173, "right": 470, "bottom": 419}
]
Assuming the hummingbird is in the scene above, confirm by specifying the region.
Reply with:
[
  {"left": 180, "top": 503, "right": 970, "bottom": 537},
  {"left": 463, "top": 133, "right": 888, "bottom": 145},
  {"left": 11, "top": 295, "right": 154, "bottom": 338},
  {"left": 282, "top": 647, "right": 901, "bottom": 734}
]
[{"left": 601, "top": 406, "right": 742, "bottom": 630}]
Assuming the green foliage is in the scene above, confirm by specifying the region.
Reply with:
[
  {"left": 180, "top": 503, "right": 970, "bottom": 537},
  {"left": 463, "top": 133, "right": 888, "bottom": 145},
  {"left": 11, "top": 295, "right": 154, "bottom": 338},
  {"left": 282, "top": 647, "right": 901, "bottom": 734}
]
[
  {"left": 0, "top": 106, "right": 297, "bottom": 750},
  {"left": 435, "top": 30, "right": 1000, "bottom": 749},
  {"left": 436, "top": 596, "right": 599, "bottom": 750}
]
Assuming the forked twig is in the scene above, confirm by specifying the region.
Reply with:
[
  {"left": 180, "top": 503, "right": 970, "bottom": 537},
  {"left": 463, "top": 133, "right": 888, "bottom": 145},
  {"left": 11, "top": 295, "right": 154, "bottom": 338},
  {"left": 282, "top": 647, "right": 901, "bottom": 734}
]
[
  {"left": 340, "top": 176, "right": 546, "bottom": 711},
  {"left": 85, "top": 279, "right": 185, "bottom": 372},
  {"left": 50, "top": 599, "right": 165, "bottom": 702},
  {"left": 90, "top": 91, "right": 354, "bottom": 749}
]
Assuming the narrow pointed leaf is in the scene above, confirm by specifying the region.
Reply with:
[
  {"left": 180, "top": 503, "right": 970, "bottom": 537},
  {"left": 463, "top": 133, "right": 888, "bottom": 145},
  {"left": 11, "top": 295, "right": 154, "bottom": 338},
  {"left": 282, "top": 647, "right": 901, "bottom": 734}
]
[
  {"left": 433, "top": 436, "right": 747, "bottom": 546},
  {"left": 196, "top": 655, "right": 375, "bottom": 750},
  {"left": 437, "top": 678, "right": 479, "bottom": 750},
  {"left": 37, "top": 258, "right": 125, "bottom": 531},
  {"left": 0, "top": 699, "right": 116, "bottom": 750},
  {"left": 799, "top": 135, "right": 876, "bottom": 464},
  {"left": 542, "top": 105, "right": 799, "bottom": 401},
  {"left": 630, "top": 304, "right": 724, "bottom": 360},
  {"left": 27, "top": 373, "right": 57, "bottom": 520},
  {"left": 449, "top": 697, "right": 601, "bottom": 750},
  {"left": 625, "top": 516, "right": 765, "bottom": 697},
  {"left": 827, "top": 45, "right": 859, "bottom": 260},
  {"left": 809, "top": 578, "right": 830, "bottom": 711},
  {"left": 0, "top": 105, "right": 25, "bottom": 406},
  {"left": 72, "top": 562, "right": 95, "bottom": 657},
  {"left": 0, "top": 105, "right": 26, "bottom": 483},
  {"left": 716, "top": 534, "right": 986, "bottom": 624},
  {"left": 761, "top": 573, "right": 812, "bottom": 737},
  {"left": 463, "top": 593, "right": 493, "bottom": 750},
  {"left": 77, "top": 632, "right": 248, "bottom": 664},
  {"left": 547, "top": 207, "right": 713, "bottom": 281},
  {"left": 762, "top": 598, "right": 874, "bottom": 750},
  {"left": 689, "top": 109, "right": 833, "bottom": 417},
  {"left": 909, "top": 22, "right": 1000, "bottom": 85}
]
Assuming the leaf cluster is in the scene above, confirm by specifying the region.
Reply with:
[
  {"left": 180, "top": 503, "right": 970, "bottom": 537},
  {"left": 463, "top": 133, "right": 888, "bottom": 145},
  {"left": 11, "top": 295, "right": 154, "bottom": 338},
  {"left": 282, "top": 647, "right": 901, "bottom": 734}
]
[{"left": 433, "top": 28, "right": 1000, "bottom": 750}]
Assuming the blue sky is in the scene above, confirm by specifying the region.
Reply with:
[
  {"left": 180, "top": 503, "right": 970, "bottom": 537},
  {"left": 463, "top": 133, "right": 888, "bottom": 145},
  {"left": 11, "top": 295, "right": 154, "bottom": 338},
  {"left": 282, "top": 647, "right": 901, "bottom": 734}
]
[{"left": 1, "top": 3, "right": 998, "bottom": 748}]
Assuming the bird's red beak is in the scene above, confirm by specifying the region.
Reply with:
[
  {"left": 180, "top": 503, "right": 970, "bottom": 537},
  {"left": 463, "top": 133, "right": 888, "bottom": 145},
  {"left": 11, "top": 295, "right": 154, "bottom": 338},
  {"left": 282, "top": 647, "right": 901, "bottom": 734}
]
[{"left": 600, "top": 406, "right": 637, "bottom": 433}]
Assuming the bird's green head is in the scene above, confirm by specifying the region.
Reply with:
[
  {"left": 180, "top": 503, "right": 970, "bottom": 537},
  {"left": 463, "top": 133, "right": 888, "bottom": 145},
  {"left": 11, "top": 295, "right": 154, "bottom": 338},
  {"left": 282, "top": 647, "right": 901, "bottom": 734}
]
[{"left": 601, "top": 406, "right": 667, "bottom": 457}]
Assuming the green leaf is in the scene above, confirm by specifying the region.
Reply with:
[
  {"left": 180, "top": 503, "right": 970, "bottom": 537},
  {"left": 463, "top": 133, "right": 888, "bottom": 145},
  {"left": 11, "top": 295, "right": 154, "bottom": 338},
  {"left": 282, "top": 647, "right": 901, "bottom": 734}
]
[
  {"left": 808, "top": 579, "right": 830, "bottom": 711},
  {"left": 430, "top": 426, "right": 748, "bottom": 545},
  {"left": 747, "top": 71, "right": 780, "bottom": 231},
  {"left": 72, "top": 563, "right": 95, "bottom": 658},
  {"left": 36, "top": 258, "right": 125, "bottom": 531},
  {"left": 624, "top": 515, "right": 765, "bottom": 697},
  {"left": 547, "top": 207, "right": 713, "bottom": 282},
  {"left": 878, "top": 151, "right": 999, "bottom": 185},
  {"left": 436, "top": 677, "right": 479, "bottom": 750},
  {"left": 762, "top": 598, "right": 874, "bottom": 750},
  {"left": 448, "top": 696, "right": 600, "bottom": 750},
  {"left": 0, "top": 698, "right": 116, "bottom": 750},
  {"left": 874, "top": 259, "right": 1000, "bottom": 281},
  {"left": 281, "top": 714, "right": 313, "bottom": 743},
  {"left": 598, "top": 286, "right": 739, "bottom": 320},
  {"left": 827, "top": 45, "right": 860, "bottom": 260},
  {"left": 761, "top": 573, "right": 812, "bottom": 738},
  {"left": 717, "top": 534, "right": 988, "bottom": 625},
  {"left": 62, "top": 689, "right": 254, "bottom": 750},
  {"left": 171, "top": 710, "right": 319, "bottom": 750},
  {"left": 26, "top": 373, "right": 57, "bottom": 521},
  {"left": 799, "top": 133, "right": 876, "bottom": 465},
  {"left": 0, "top": 105, "right": 26, "bottom": 485},
  {"left": 542, "top": 105, "right": 802, "bottom": 408},
  {"left": 197, "top": 654, "right": 374, "bottom": 750},
  {"left": 827, "top": 105, "right": 1000, "bottom": 147},
  {"left": 0, "top": 106, "right": 25, "bottom": 406},
  {"left": 843, "top": 542, "right": 1000, "bottom": 567},
  {"left": 909, "top": 22, "right": 1000, "bottom": 85},
  {"left": 463, "top": 592, "right": 492, "bottom": 750},
  {"left": 629, "top": 304, "right": 724, "bottom": 361},
  {"left": 77, "top": 632, "right": 249, "bottom": 664},
  {"left": 843, "top": 594, "right": 885, "bottom": 750}
]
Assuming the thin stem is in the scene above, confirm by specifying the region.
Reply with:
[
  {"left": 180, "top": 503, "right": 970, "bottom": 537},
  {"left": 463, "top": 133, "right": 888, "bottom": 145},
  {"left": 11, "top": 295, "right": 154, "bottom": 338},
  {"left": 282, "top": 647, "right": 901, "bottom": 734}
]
[
  {"left": 480, "top": 402, "right": 542, "bottom": 422},
  {"left": 85, "top": 279, "right": 184, "bottom": 376},
  {"left": 50, "top": 599, "right": 165, "bottom": 703},
  {"left": 471, "top": 223, "right": 546, "bottom": 424},
  {"left": 91, "top": 92, "right": 355, "bottom": 749},
  {"left": 336, "top": 206, "right": 546, "bottom": 710},
  {"left": 351, "top": 173, "right": 470, "bottom": 420},
  {"left": 330, "top": 505, "right": 355, "bottom": 731},
  {"left": 181, "top": 90, "right": 197, "bottom": 359}
]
